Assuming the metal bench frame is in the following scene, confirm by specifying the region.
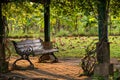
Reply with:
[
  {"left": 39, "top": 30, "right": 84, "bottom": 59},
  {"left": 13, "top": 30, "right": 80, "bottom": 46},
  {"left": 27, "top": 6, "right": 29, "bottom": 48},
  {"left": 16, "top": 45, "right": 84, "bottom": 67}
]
[{"left": 12, "top": 39, "right": 58, "bottom": 69}]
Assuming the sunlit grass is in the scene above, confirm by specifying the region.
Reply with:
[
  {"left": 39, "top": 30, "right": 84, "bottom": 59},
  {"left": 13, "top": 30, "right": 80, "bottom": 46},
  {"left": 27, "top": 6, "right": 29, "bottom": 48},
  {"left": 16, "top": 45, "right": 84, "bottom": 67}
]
[
  {"left": 52, "top": 36, "right": 98, "bottom": 58},
  {"left": 5, "top": 36, "right": 120, "bottom": 59},
  {"left": 53, "top": 36, "right": 120, "bottom": 58},
  {"left": 109, "top": 36, "right": 120, "bottom": 58}
]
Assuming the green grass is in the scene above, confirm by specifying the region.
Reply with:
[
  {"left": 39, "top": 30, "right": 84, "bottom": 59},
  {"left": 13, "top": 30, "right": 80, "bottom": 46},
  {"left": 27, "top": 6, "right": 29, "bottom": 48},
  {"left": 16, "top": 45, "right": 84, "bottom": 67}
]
[
  {"left": 109, "top": 36, "right": 120, "bottom": 58},
  {"left": 5, "top": 36, "right": 120, "bottom": 59},
  {"left": 52, "top": 36, "right": 98, "bottom": 58},
  {"left": 53, "top": 36, "right": 120, "bottom": 58}
]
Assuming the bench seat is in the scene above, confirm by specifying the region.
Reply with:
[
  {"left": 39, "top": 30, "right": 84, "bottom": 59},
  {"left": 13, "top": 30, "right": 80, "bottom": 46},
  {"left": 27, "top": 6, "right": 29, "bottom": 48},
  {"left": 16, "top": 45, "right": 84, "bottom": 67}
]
[{"left": 12, "top": 39, "right": 59, "bottom": 69}]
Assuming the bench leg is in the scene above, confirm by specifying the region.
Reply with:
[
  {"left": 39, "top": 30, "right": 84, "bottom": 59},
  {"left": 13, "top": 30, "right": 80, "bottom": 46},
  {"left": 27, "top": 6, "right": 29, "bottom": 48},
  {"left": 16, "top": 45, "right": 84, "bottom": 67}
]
[
  {"left": 50, "top": 53, "right": 58, "bottom": 62},
  {"left": 26, "top": 56, "right": 34, "bottom": 69},
  {"left": 12, "top": 57, "right": 23, "bottom": 69},
  {"left": 12, "top": 56, "right": 34, "bottom": 70},
  {"left": 38, "top": 54, "right": 50, "bottom": 63},
  {"left": 38, "top": 53, "right": 58, "bottom": 63}
]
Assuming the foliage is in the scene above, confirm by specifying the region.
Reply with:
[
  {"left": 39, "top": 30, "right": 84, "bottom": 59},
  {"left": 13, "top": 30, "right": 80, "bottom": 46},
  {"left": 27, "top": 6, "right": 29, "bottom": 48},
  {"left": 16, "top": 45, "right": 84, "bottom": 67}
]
[
  {"left": 92, "top": 75, "right": 106, "bottom": 80},
  {"left": 113, "top": 69, "right": 120, "bottom": 80},
  {"left": 110, "top": 0, "right": 120, "bottom": 16},
  {"left": 2, "top": 2, "right": 44, "bottom": 38},
  {"left": 80, "top": 39, "right": 97, "bottom": 76},
  {"left": 55, "top": 29, "right": 69, "bottom": 37},
  {"left": 1, "top": 0, "right": 120, "bottom": 37}
]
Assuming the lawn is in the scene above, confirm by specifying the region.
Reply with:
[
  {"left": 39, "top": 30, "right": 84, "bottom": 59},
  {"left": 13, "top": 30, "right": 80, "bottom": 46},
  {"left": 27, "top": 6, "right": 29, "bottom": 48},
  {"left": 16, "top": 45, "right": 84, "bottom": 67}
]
[
  {"left": 6, "top": 36, "right": 120, "bottom": 59},
  {"left": 52, "top": 36, "right": 120, "bottom": 58}
]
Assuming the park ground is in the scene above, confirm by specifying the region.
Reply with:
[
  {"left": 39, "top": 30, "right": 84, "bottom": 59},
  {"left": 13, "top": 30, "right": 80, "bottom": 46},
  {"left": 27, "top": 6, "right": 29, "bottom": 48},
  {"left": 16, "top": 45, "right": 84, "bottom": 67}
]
[
  {"left": 1, "top": 36, "right": 120, "bottom": 79},
  {"left": 6, "top": 56, "right": 88, "bottom": 80},
  {"left": 0, "top": 56, "right": 120, "bottom": 80}
]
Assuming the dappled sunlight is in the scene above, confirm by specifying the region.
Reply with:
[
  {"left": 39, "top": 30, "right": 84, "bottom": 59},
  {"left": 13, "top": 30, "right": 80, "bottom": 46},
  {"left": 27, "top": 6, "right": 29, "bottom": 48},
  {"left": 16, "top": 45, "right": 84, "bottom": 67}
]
[{"left": 6, "top": 57, "right": 88, "bottom": 80}]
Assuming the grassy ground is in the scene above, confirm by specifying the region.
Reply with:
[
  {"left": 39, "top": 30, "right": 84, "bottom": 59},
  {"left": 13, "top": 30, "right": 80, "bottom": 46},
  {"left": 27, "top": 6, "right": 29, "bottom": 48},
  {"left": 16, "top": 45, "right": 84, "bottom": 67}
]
[
  {"left": 52, "top": 36, "right": 120, "bottom": 58},
  {"left": 109, "top": 36, "right": 120, "bottom": 58},
  {"left": 5, "top": 36, "right": 120, "bottom": 59},
  {"left": 52, "top": 36, "right": 97, "bottom": 58}
]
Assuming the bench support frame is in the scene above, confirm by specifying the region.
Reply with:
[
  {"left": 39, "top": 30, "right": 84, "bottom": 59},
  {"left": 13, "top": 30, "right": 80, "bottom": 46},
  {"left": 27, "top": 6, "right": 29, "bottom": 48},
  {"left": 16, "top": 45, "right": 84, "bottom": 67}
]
[
  {"left": 12, "top": 39, "right": 58, "bottom": 70},
  {"left": 12, "top": 55, "right": 34, "bottom": 70},
  {"left": 38, "top": 53, "right": 58, "bottom": 63}
]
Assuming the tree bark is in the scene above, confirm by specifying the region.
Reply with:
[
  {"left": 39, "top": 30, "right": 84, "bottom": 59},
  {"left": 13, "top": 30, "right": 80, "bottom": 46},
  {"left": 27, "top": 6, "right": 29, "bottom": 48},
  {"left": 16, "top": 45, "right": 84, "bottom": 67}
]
[
  {"left": 94, "top": 0, "right": 112, "bottom": 79},
  {"left": 0, "top": 3, "right": 9, "bottom": 73},
  {"left": 44, "top": 0, "right": 50, "bottom": 42},
  {"left": 0, "top": 3, "right": 5, "bottom": 63},
  {"left": 98, "top": 0, "right": 108, "bottom": 42}
]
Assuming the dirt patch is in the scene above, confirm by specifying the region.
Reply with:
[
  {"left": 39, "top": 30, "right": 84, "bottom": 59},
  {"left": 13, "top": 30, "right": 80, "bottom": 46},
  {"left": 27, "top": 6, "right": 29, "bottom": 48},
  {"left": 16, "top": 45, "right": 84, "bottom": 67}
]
[{"left": 4, "top": 57, "right": 88, "bottom": 80}]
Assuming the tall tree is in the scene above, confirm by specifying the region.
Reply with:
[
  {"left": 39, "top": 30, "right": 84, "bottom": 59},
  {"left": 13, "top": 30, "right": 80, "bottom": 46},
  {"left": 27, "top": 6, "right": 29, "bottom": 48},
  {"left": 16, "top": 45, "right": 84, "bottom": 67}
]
[
  {"left": 94, "top": 0, "right": 111, "bottom": 79},
  {"left": 0, "top": 3, "right": 9, "bottom": 73},
  {"left": 44, "top": 0, "right": 50, "bottom": 42}
]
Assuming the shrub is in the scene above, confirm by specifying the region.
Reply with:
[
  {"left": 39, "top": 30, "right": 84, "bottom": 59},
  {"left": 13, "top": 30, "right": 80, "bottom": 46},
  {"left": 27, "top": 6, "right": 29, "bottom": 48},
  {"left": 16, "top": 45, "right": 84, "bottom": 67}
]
[{"left": 56, "top": 30, "right": 69, "bottom": 37}]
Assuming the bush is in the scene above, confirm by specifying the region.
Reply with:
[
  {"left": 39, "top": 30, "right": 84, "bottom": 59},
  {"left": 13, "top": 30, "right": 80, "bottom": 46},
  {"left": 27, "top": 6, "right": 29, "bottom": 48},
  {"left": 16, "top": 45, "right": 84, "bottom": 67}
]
[{"left": 56, "top": 30, "right": 69, "bottom": 37}]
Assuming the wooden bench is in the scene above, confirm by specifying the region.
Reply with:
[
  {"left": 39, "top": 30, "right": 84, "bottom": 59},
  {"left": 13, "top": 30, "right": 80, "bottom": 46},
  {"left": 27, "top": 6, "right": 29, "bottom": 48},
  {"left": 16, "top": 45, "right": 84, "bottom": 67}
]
[{"left": 12, "top": 39, "right": 58, "bottom": 69}]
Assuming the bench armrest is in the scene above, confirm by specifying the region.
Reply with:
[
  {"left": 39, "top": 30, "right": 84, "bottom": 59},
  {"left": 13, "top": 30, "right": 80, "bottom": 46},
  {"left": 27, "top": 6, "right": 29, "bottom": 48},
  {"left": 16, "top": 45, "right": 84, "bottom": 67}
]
[{"left": 25, "top": 46, "right": 35, "bottom": 56}]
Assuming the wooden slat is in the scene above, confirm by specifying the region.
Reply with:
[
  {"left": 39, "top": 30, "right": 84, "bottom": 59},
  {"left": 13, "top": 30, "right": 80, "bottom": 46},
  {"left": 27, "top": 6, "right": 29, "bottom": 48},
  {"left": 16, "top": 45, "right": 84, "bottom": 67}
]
[
  {"left": 16, "top": 39, "right": 42, "bottom": 45},
  {"left": 16, "top": 43, "right": 43, "bottom": 48},
  {"left": 12, "top": 39, "right": 58, "bottom": 56},
  {"left": 34, "top": 48, "right": 58, "bottom": 55}
]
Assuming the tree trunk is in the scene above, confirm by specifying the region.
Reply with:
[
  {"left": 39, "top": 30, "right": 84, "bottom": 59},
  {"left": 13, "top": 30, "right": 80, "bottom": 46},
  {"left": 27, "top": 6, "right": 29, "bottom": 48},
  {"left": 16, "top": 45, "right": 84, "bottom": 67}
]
[
  {"left": 43, "top": 0, "right": 52, "bottom": 61},
  {"left": 0, "top": 3, "right": 9, "bottom": 73},
  {"left": 0, "top": 3, "right": 5, "bottom": 62},
  {"left": 94, "top": 0, "right": 112, "bottom": 79},
  {"left": 98, "top": 0, "right": 108, "bottom": 42},
  {"left": 44, "top": 0, "right": 50, "bottom": 42}
]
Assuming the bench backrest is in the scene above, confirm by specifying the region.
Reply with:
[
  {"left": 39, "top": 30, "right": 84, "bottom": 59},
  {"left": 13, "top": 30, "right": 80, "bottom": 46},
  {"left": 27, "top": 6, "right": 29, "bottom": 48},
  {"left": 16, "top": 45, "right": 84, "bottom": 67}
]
[{"left": 12, "top": 39, "right": 43, "bottom": 55}]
